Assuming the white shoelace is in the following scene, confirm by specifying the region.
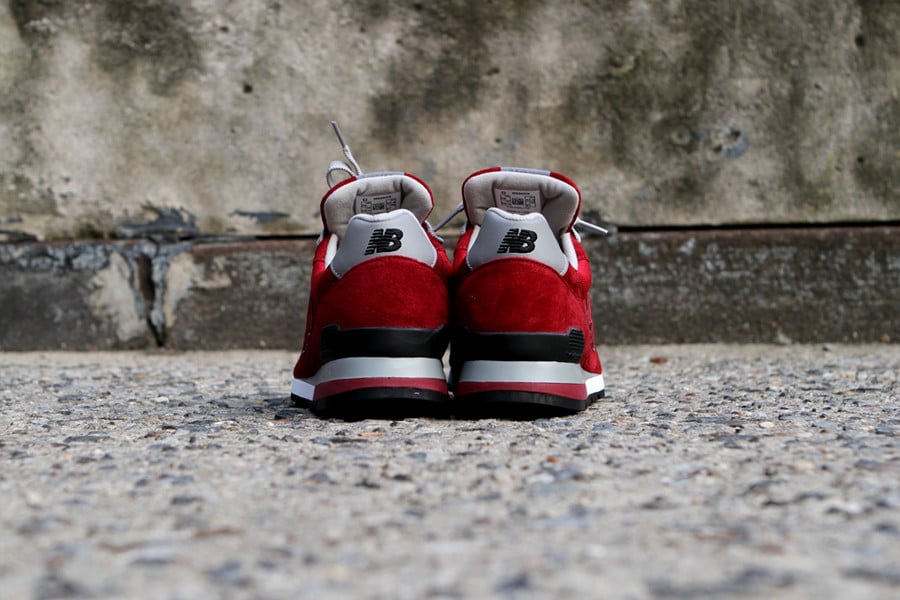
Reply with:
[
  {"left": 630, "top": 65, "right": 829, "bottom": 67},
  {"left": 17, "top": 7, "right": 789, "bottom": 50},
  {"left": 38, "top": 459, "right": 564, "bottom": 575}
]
[
  {"left": 432, "top": 202, "right": 465, "bottom": 232},
  {"left": 574, "top": 218, "right": 610, "bottom": 236},
  {"left": 325, "top": 121, "right": 363, "bottom": 188}
]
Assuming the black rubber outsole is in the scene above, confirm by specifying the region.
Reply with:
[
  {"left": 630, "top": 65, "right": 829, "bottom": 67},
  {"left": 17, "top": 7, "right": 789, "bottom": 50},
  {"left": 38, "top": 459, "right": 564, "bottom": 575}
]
[
  {"left": 293, "top": 388, "right": 449, "bottom": 420},
  {"left": 449, "top": 389, "right": 605, "bottom": 419},
  {"left": 292, "top": 389, "right": 605, "bottom": 420}
]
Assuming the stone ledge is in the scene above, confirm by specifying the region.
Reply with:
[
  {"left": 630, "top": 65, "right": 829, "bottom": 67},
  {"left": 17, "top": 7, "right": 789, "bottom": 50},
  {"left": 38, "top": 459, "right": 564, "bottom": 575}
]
[
  {"left": 1, "top": 228, "right": 897, "bottom": 350},
  {"left": 592, "top": 226, "right": 898, "bottom": 344}
]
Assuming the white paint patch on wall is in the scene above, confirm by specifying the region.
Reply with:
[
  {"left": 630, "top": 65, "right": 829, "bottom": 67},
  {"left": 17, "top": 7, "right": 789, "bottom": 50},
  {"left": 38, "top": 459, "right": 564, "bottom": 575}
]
[{"left": 89, "top": 252, "right": 146, "bottom": 343}]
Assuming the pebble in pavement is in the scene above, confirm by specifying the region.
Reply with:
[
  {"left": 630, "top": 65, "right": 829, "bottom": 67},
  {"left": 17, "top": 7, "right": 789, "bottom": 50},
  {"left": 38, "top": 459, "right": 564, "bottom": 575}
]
[{"left": 1, "top": 345, "right": 898, "bottom": 599}]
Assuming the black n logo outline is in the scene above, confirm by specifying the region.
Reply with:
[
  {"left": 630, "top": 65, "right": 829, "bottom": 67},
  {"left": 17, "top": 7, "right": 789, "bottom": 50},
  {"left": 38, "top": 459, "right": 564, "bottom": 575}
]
[
  {"left": 365, "top": 228, "right": 404, "bottom": 255},
  {"left": 497, "top": 228, "right": 537, "bottom": 254}
]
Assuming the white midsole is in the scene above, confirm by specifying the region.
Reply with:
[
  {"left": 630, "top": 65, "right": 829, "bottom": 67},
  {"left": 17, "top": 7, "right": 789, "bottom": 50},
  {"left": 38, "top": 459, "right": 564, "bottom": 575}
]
[
  {"left": 291, "top": 356, "right": 446, "bottom": 400},
  {"left": 291, "top": 378, "right": 315, "bottom": 400},
  {"left": 458, "top": 360, "right": 605, "bottom": 394},
  {"left": 585, "top": 373, "right": 606, "bottom": 395}
]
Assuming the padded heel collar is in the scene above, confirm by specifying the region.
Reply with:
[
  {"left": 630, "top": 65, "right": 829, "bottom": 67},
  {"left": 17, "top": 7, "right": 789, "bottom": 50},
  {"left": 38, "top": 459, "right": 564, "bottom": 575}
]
[{"left": 461, "top": 167, "right": 581, "bottom": 236}]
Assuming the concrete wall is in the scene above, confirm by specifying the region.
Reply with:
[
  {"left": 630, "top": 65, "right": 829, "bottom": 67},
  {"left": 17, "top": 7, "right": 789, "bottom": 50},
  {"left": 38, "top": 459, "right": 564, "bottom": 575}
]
[
  {"left": 1, "top": 0, "right": 898, "bottom": 242},
  {"left": 3, "top": 228, "right": 898, "bottom": 350}
]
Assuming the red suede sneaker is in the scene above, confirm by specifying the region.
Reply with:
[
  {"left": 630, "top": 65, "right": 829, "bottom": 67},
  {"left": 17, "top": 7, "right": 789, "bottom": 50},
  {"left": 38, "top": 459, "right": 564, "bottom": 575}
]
[
  {"left": 449, "top": 167, "right": 605, "bottom": 413},
  {"left": 291, "top": 127, "right": 451, "bottom": 416}
]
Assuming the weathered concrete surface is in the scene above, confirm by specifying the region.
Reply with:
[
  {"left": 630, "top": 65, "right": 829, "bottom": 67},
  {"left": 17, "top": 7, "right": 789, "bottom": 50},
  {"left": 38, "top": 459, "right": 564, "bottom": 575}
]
[
  {"left": 0, "top": 240, "right": 157, "bottom": 349},
  {"left": 0, "top": 239, "right": 314, "bottom": 350},
  {"left": 1, "top": 1, "right": 898, "bottom": 241},
  {"left": 1, "top": 346, "right": 898, "bottom": 598},
  {"left": 161, "top": 240, "right": 314, "bottom": 350},
  {"left": 1, "top": 228, "right": 897, "bottom": 350},
  {"left": 593, "top": 225, "right": 900, "bottom": 345}
]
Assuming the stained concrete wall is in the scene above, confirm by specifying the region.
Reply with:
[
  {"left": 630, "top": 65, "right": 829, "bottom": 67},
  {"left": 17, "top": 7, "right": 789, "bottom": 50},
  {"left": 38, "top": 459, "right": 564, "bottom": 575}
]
[{"left": 1, "top": 0, "right": 898, "bottom": 242}]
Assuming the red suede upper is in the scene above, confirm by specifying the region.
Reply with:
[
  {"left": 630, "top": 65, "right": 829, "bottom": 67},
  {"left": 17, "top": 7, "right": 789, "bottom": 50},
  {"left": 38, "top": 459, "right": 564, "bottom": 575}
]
[
  {"left": 294, "top": 229, "right": 450, "bottom": 379},
  {"left": 451, "top": 231, "right": 602, "bottom": 374}
]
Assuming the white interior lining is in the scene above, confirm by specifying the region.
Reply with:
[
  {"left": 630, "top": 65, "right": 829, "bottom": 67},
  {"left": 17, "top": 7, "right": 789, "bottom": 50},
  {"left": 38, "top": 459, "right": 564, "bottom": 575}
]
[
  {"left": 322, "top": 172, "right": 433, "bottom": 238},
  {"left": 462, "top": 169, "right": 580, "bottom": 236}
]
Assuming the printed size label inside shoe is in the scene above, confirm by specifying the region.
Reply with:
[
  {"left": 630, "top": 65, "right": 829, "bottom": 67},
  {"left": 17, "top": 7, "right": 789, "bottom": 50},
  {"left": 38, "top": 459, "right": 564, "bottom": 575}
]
[
  {"left": 356, "top": 191, "right": 401, "bottom": 215},
  {"left": 494, "top": 188, "right": 542, "bottom": 214}
]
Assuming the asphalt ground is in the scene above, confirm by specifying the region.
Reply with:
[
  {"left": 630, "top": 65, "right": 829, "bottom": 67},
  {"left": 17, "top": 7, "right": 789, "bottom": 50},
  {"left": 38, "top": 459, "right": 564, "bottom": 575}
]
[{"left": 1, "top": 345, "right": 898, "bottom": 599}]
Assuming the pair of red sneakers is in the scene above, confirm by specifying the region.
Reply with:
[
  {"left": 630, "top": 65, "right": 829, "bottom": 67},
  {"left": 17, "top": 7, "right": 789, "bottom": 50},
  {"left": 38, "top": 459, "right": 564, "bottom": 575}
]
[{"left": 291, "top": 128, "right": 605, "bottom": 417}]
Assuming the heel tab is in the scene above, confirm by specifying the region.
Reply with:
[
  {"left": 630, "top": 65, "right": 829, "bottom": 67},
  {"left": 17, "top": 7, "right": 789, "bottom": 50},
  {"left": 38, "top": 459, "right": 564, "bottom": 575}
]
[
  {"left": 330, "top": 209, "right": 438, "bottom": 277},
  {"left": 465, "top": 209, "right": 568, "bottom": 274}
]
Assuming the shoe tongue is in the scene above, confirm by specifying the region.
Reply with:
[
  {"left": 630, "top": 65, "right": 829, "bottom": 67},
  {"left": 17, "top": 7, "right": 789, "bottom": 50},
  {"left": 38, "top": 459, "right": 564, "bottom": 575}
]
[
  {"left": 462, "top": 167, "right": 581, "bottom": 236},
  {"left": 321, "top": 172, "right": 433, "bottom": 238}
]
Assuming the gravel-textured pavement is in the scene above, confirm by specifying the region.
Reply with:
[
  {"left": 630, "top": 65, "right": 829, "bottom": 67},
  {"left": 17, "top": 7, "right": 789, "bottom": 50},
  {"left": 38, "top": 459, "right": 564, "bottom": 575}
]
[{"left": 2, "top": 345, "right": 898, "bottom": 599}]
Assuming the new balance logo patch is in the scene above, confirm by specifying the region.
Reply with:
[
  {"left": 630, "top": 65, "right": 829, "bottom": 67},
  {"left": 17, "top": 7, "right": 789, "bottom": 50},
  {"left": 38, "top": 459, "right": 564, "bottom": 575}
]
[
  {"left": 497, "top": 228, "right": 537, "bottom": 254},
  {"left": 365, "top": 228, "right": 404, "bottom": 255}
]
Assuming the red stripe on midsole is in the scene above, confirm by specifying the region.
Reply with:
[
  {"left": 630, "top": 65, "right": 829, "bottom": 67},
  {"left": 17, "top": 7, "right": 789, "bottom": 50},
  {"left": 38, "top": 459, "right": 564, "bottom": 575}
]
[
  {"left": 314, "top": 377, "right": 448, "bottom": 400},
  {"left": 455, "top": 381, "right": 587, "bottom": 400}
]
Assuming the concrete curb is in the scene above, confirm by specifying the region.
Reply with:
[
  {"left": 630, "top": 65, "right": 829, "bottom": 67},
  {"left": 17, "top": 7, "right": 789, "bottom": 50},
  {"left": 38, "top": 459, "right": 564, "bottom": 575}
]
[
  {"left": 1, "top": 227, "right": 897, "bottom": 350},
  {"left": 594, "top": 226, "right": 899, "bottom": 344}
]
